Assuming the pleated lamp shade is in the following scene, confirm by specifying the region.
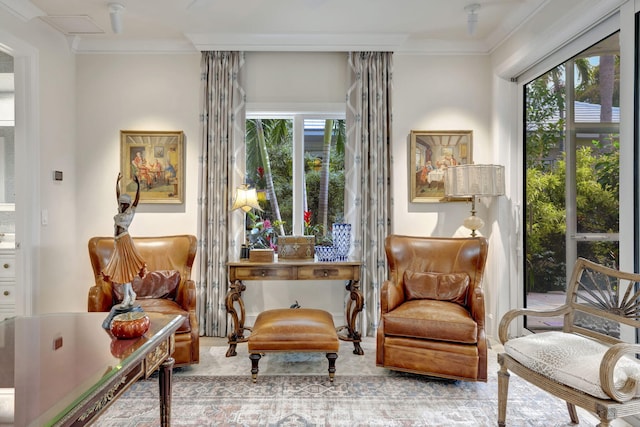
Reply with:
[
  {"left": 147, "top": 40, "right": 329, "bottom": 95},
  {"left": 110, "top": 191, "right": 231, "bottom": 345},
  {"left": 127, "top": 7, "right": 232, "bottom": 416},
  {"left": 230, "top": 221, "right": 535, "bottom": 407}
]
[
  {"left": 444, "top": 164, "right": 505, "bottom": 236},
  {"left": 444, "top": 164, "right": 505, "bottom": 198}
]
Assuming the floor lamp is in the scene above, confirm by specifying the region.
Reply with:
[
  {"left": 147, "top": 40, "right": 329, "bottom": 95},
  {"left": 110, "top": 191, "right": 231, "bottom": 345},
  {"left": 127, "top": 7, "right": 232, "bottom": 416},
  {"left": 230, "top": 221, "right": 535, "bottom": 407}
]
[
  {"left": 444, "top": 164, "right": 505, "bottom": 237},
  {"left": 231, "top": 184, "right": 262, "bottom": 259}
]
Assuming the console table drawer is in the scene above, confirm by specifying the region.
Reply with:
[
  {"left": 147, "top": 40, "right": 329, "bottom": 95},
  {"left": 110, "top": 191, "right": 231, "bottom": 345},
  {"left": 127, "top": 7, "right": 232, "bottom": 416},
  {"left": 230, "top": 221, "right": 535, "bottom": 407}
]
[
  {"left": 234, "top": 266, "right": 294, "bottom": 280},
  {"left": 0, "top": 284, "right": 15, "bottom": 303},
  {"left": 0, "top": 255, "right": 15, "bottom": 279},
  {"left": 297, "top": 265, "right": 356, "bottom": 280}
]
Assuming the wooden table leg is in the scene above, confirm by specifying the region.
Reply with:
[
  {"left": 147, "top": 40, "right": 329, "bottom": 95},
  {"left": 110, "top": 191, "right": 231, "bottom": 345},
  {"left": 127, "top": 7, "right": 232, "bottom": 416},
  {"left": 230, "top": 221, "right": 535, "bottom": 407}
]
[
  {"left": 159, "top": 356, "right": 174, "bottom": 427},
  {"left": 339, "top": 279, "right": 364, "bottom": 355},
  {"left": 225, "top": 280, "right": 247, "bottom": 357}
]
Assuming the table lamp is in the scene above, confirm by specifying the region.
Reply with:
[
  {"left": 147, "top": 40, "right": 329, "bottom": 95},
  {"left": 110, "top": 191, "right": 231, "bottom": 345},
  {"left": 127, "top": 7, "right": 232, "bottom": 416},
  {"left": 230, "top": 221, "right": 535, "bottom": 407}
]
[
  {"left": 444, "top": 164, "right": 505, "bottom": 236},
  {"left": 231, "top": 184, "right": 262, "bottom": 258}
]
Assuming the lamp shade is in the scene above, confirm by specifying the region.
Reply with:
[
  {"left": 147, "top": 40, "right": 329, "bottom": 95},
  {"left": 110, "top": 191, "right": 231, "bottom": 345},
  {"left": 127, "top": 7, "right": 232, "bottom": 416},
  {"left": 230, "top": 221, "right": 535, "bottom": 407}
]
[
  {"left": 231, "top": 184, "right": 262, "bottom": 213},
  {"left": 444, "top": 164, "right": 505, "bottom": 198}
]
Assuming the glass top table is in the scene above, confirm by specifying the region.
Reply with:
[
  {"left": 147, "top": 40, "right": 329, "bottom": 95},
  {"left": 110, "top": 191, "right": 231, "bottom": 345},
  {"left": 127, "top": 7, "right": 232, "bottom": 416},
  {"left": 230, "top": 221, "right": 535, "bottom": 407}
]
[{"left": 0, "top": 311, "right": 182, "bottom": 427}]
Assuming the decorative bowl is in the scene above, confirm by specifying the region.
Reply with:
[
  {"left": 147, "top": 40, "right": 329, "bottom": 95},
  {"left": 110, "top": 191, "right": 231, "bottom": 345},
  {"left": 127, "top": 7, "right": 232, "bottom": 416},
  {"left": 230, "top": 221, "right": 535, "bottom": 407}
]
[
  {"left": 110, "top": 311, "right": 150, "bottom": 339},
  {"left": 315, "top": 245, "right": 336, "bottom": 262}
]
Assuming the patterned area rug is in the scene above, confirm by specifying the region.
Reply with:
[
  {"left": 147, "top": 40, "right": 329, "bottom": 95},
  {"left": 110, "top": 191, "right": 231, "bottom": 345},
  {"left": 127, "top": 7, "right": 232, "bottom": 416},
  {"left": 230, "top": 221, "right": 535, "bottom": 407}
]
[{"left": 94, "top": 339, "right": 603, "bottom": 427}]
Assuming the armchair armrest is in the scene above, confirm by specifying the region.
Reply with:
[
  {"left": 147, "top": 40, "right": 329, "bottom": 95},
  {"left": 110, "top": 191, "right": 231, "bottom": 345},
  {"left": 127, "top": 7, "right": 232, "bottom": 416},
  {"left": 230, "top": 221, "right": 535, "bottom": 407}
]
[
  {"left": 176, "top": 279, "right": 196, "bottom": 312},
  {"left": 498, "top": 305, "right": 572, "bottom": 344},
  {"left": 380, "top": 280, "right": 405, "bottom": 313},
  {"left": 88, "top": 280, "right": 113, "bottom": 312},
  {"left": 601, "top": 343, "right": 640, "bottom": 402},
  {"left": 468, "top": 286, "right": 486, "bottom": 328}
]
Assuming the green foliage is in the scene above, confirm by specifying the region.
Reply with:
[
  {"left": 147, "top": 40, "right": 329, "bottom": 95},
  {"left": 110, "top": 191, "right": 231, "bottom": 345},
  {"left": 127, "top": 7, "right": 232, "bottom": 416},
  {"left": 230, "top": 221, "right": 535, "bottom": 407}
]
[
  {"left": 526, "top": 146, "right": 619, "bottom": 292},
  {"left": 525, "top": 71, "right": 565, "bottom": 168},
  {"left": 525, "top": 56, "right": 620, "bottom": 293},
  {"left": 245, "top": 118, "right": 345, "bottom": 236}
]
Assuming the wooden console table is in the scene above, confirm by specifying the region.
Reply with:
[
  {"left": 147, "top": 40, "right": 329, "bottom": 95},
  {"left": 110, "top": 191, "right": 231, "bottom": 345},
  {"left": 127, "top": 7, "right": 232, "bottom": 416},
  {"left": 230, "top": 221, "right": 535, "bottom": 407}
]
[{"left": 226, "top": 259, "right": 364, "bottom": 357}]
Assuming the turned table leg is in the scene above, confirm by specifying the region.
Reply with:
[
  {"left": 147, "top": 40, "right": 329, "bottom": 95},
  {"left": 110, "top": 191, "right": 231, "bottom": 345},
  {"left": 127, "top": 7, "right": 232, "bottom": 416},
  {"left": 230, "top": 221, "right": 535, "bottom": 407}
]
[
  {"left": 342, "top": 279, "right": 364, "bottom": 355},
  {"left": 159, "top": 356, "right": 174, "bottom": 427},
  {"left": 225, "top": 279, "right": 247, "bottom": 357}
]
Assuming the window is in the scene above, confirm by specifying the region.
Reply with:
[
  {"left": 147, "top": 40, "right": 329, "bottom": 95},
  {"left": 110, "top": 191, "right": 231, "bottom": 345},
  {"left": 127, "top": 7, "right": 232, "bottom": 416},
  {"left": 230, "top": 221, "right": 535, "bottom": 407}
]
[
  {"left": 523, "top": 32, "right": 620, "bottom": 331},
  {"left": 244, "top": 113, "right": 346, "bottom": 246}
]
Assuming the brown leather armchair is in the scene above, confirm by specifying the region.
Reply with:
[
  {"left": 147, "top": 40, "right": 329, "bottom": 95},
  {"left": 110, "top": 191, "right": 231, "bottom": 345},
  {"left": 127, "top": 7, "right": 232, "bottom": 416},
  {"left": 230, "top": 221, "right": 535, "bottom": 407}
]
[
  {"left": 376, "top": 235, "right": 489, "bottom": 381},
  {"left": 88, "top": 235, "right": 199, "bottom": 366}
]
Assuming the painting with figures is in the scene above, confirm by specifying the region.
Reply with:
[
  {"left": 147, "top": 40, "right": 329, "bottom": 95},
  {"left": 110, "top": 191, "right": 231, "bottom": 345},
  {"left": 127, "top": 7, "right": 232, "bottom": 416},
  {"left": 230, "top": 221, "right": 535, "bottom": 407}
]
[
  {"left": 409, "top": 130, "right": 472, "bottom": 203},
  {"left": 120, "top": 130, "right": 184, "bottom": 204}
]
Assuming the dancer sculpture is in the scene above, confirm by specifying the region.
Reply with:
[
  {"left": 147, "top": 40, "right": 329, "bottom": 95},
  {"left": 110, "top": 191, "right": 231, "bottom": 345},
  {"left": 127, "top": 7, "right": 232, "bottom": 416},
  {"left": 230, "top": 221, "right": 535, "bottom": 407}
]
[{"left": 101, "top": 173, "right": 147, "bottom": 328}]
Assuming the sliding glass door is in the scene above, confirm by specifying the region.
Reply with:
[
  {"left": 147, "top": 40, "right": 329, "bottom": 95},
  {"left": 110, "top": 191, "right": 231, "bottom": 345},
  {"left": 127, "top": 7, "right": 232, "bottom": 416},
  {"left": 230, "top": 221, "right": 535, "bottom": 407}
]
[{"left": 524, "top": 33, "right": 620, "bottom": 331}]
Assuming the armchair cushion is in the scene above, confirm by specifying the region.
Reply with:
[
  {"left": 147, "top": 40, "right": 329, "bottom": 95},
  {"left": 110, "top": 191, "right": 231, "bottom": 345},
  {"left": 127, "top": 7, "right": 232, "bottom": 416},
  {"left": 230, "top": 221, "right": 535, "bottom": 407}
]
[
  {"left": 137, "top": 299, "right": 190, "bottom": 333},
  {"left": 505, "top": 331, "right": 640, "bottom": 400},
  {"left": 383, "top": 299, "right": 477, "bottom": 344},
  {"left": 403, "top": 270, "right": 469, "bottom": 304},
  {"left": 113, "top": 270, "right": 181, "bottom": 302}
]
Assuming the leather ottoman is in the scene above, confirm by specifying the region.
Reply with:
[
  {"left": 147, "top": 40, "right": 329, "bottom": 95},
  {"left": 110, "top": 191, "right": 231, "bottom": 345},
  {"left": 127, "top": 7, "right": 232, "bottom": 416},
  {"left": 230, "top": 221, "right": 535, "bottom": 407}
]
[{"left": 247, "top": 308, "right": 339, "bottom": 382}]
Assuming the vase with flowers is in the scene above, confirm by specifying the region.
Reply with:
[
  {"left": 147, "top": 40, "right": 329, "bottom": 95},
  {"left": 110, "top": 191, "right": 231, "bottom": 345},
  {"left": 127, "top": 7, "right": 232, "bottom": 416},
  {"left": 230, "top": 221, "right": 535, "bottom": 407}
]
[{"left": 246, "top": 211, "right": 278, "bottom": 262}]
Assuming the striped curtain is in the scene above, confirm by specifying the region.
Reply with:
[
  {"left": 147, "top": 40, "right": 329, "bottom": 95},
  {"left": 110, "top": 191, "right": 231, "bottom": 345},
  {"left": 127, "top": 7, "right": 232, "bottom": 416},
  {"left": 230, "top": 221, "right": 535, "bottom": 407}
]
[
  {"left": 197, "top": 51, "right": 246, "bottom": 336},
  {"left": 345, "top": 52, "right": 393, "bottom": 336}
]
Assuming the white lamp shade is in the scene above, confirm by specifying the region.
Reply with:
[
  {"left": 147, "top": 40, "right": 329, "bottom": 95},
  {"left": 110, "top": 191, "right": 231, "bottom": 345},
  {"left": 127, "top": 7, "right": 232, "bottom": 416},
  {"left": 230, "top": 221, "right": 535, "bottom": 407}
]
[
  {"left": 444, "top": 164, "right": 505, "bottom": 198},
  {"left": 231, "top": 185, "right": 262, "bottom": 212}
]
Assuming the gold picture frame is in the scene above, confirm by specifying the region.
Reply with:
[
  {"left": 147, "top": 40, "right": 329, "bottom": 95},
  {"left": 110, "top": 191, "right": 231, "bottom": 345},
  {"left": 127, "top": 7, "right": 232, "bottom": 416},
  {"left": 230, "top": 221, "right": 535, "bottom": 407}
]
[
  {"left": 120, "top": 130, "right": 184, "bottom": 204},
  {"left": 409, "top": 130, "right": 473, "bottom": 203}
]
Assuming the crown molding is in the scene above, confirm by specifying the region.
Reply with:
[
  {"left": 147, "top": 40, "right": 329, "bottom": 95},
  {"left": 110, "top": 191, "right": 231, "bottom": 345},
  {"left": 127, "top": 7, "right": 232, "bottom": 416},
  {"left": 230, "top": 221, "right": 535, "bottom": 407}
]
[
  {"left": 492, "top": 0, "right": 625, "bottom": 79},
  {"left": 0, "top": 0, "right": 44, "bottom": 21},
  {"left": 185, "top": 33, "right": 409, "bottom": 52},
  {"left": 68, "top": 38, "right": 198, "bottom": 54}
]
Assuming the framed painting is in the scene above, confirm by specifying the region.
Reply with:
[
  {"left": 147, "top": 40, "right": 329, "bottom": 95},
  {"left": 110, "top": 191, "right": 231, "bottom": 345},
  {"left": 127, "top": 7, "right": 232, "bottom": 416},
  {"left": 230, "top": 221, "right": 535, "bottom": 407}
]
[
  {"left": 120, "top": 130, "right": 184, "bottom": 204},
  {"left": 409, "top": 130, "right": 472, "bottom": 203}
]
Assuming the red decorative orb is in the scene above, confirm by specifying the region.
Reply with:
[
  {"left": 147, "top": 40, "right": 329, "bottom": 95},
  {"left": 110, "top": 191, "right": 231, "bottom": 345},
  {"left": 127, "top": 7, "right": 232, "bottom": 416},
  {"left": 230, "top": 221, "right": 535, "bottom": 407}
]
[{"left": 110, "top": 311, "right": 150, "bottom": 339}]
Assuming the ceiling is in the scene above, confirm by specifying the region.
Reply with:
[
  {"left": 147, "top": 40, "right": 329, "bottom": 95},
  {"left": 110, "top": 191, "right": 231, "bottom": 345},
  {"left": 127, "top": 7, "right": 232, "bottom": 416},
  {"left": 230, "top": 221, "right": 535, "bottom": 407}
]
[{"left": 0, "top": 0, "right": 572, "bottom": 53}]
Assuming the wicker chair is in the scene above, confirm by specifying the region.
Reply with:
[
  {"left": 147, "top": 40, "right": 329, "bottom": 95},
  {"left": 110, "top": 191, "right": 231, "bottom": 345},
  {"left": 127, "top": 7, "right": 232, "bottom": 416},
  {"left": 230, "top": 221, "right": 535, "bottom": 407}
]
[{"left": 498, "top": 258, "right": 640, "bottom": 426}]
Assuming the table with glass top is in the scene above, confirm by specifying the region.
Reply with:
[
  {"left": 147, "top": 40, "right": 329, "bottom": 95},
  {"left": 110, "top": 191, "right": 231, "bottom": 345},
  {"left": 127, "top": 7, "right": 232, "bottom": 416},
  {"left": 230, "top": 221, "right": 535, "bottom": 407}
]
[{"left": 0, "top": 311, "right": 183, "bottom": 427}]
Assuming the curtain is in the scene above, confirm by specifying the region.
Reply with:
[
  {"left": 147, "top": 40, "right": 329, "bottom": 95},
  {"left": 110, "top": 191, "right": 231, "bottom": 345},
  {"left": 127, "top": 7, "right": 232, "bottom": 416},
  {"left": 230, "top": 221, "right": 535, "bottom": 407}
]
[
  {"left": 197, "top": 51, "right": 246, "bottom": 337},
  {"left": 345, "top": 52, "right": 393, "bottom": 337}
]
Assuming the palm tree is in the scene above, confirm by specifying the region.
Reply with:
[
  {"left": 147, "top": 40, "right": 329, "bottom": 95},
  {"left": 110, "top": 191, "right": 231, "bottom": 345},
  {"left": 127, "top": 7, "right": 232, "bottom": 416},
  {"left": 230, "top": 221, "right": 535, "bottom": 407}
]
[
  {"left": 247, "top": 119, "right": 286, "bottom": 236},
  {"left": 317, "top": 119, "right": 333, "bottom": 230}
]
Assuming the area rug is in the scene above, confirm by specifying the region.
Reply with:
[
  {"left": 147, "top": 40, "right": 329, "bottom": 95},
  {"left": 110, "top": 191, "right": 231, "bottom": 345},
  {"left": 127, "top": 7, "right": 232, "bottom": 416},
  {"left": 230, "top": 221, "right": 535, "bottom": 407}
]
[{"left": 93, "top": 339, "right": 603, "bottom": 427}]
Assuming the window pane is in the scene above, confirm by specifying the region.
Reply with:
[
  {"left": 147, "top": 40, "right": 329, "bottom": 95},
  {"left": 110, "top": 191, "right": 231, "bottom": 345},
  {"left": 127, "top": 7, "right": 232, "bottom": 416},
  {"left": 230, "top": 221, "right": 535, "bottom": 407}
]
[
  {"left": 303, "top": 118, "right": 345, "bottom": 237},
  {"left": 524, "top": 65, "right": 567, "bottom": 295},
  {"left": 245, "top": 116, "right": 346, "bottom": 246},
  {"left": 245, "top": 118, "right": 293, "bottom": 235},
  {"left": 524, "top": 32, "right": 620, "bottom": 333}
]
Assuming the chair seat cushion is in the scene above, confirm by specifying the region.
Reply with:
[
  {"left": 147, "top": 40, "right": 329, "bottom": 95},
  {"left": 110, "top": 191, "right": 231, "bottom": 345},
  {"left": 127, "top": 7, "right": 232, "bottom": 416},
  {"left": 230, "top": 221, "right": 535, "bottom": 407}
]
[
  {"left": 504, "top": 331, "right": 640, "bottom": 400},
  {"left": 137, "top": 299, "right": 190, "bottom": 333},
  {"left": 248, "top": 308, "right": 339, "bottom": 352},
  {"left": 382, "top": 299, "right": 477, "bottom": 344}
]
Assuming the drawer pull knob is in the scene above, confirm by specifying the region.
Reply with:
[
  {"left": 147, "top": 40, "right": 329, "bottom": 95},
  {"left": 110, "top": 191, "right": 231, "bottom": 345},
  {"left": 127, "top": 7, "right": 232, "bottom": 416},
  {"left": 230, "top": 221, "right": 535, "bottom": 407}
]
[
  {"left": 2, "top": 264, "right": 8, "bottom": 269},
  {"left": 261, "top": 270, "right": 266, "bottom": 277},
  {"left": 323, "top": 270, "right": 329, "bottom": 277},
  {"left": 3, "top": 291, "right": 8, "bottom": 296}
]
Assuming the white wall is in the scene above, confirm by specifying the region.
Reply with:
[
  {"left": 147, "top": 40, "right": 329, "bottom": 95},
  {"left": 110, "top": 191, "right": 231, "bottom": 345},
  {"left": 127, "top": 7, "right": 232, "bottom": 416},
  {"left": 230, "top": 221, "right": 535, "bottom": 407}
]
[
  {"left": 0, "top": 9, "right": 78, "bottom": 314},
  {"left": 392, "top": 53, "right": 502, "bottom": 335},
  {"left": 392, "top": 54, "right": 493, "bottom": 238},
  {"left": 75, "top": 53, "right": 201, "bottom": 303}
]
